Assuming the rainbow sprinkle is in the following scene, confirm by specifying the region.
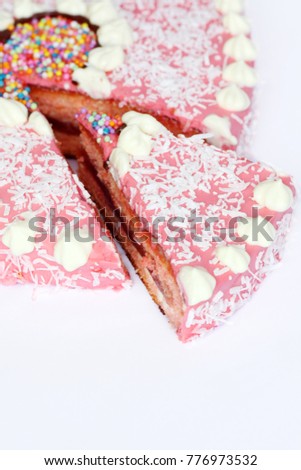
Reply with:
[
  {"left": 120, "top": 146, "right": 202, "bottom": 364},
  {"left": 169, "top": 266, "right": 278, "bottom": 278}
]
[
  {"left": 78, "top": 109, "right": 123, "bottom": 144},
  {"left": 0, "top": 73, "right": 37, "bottom": 110},
  {"left": 0, "top": 44, "right": 37, "bottom": 109},
  {"left": 5, "top": 16, "right": 96, "bottom": 84}
]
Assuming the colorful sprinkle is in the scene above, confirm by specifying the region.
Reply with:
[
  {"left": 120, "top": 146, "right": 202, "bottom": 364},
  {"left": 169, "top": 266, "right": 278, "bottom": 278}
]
[
  {"left": 4, "top": 16, "right": 96, "bottom": 85},
  {"left": 78, "top": 109, "right": 123, "bottom": 144},
  {"left": 0, "top": 43, "right": 36, "bottom": 109}
]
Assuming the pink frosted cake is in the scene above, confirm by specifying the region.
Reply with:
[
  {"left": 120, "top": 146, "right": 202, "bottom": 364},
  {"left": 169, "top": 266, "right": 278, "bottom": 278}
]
[
  {"left": 0, "top": 1, "right": 296, "bottom": 341},
  {"left": 0, "top": 98, "right": 130, "bottom": 289},
  {"left": 78, "top": 110, "right": 295, "bottom": 342},
  {"left": 0, "top": 0, "right": 256, "bottom": 150}
]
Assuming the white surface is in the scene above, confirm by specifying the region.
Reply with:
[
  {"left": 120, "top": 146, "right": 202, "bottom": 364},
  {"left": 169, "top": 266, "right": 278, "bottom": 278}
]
[{"left": 0, "top": 0, "right": 301, "bottom": 450}]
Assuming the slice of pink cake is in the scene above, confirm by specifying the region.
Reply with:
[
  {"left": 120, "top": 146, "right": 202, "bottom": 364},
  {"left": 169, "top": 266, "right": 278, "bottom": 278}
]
[
  {"left": 0, "top": 98, "right": 130, "bottom": 290},
  {"left": 78, "top": 110, "right": 295, "bottom": 342},
  {"left": 0, "top": 0, "right": 256, "bottom": 149}
]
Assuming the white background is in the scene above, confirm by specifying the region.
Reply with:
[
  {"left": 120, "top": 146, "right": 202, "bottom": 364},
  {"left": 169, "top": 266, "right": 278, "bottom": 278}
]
[{"left": 0, "top": 0, "right": 300, "bottom": 450}]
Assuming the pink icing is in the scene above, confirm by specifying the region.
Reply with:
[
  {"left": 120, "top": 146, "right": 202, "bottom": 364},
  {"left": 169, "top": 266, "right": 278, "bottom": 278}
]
[
  {"left": 110, "top": 0, "right": 254, "bottom": 144},
  {"left": 0, "top": 125, "right": 130, "bottom": 290},
  {"left": 81, "top": 116, "right": 295, "bottom": 342}
]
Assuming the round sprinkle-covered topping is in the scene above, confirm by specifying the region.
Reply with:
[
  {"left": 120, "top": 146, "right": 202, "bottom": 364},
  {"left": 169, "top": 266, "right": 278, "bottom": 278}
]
[{"left": 5, "top": 16, "right": 96, "bottom": 84}]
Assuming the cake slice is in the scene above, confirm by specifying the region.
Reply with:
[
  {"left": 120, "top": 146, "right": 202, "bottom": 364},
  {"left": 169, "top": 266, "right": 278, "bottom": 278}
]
[
  {"left": 0, "top": 0, "right": 256, "bottom": 152},
  {"left": 0, "top": 98, "right": 130, "bottom": 290},
  {"left": 77, "top": 109, "right": 295, "bottom": 341}
]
